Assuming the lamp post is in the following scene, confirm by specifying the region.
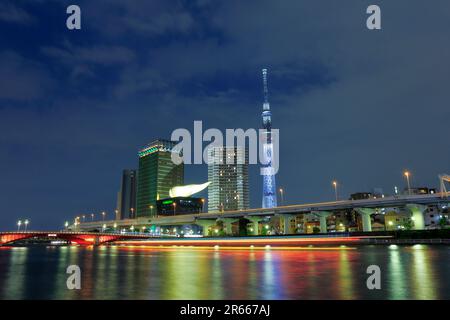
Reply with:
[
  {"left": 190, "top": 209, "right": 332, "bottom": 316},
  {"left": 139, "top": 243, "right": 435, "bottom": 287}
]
[
  {"left": 279, "top": 188, "right": 284, "bottom": 206},
  {"left": 113, "top": 223, "right": 117, "bottom": 232},
  {"left": 404, "top": 171, "right": 411, "bottom": 195},
  {"left": 91, "top": 213, "right": 94, "bottom": 221},
  {"left": 332, "top": 181, "right": 338, "bottom": 201},
  {"left": 24, "top": 219, "right": 29, "bottom": 232},
  {"left": 130, "top": 208, "right": 134, "bottom": 219},
  {"left": 82, "top": 215, "right": 86, "bottom": 222},
  {"left": 65, "top": 221, "right": 69, "bottom": 230},
  {"left": 17, "top": 220, "right": 22, "bottom": 231},
  {"left": 101, "top": 211, "right": 106, "bottom": 221},
  {"left": 200, "top": 199, "right": 205, "bottom": 213},
  {"left": 173, "top": 202, "right": 177, "bottom": 215},
  {"left": 149, "top": 205, "right": 154, "bottom": 216}
]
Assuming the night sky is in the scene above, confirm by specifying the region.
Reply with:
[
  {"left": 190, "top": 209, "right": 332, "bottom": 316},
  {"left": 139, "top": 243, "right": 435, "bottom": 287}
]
[{"left": 1, "top": 0, "right": 449, "bottom": 230}]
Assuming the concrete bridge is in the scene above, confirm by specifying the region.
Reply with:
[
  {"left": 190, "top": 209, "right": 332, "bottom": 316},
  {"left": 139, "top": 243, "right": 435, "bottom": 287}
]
[
  {"left": 73, "top": 192, "right": 449, "bottom": 236},
  {"left": 0, "top": 231, "right": 152, "bottom": 246}
]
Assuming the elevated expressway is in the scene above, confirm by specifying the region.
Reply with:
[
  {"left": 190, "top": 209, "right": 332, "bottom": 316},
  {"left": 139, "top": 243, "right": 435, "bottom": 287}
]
[{"left": 74, "top": 192, "right": 449, "bottom": 235}]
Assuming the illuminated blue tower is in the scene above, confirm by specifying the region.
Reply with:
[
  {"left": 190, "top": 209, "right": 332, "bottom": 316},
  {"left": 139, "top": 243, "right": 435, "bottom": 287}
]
[{"left": 261, "top": 68, "right": 277, "bottom": 208}]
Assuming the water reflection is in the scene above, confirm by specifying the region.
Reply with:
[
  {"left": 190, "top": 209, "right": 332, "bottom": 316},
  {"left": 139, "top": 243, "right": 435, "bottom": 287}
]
[
  {"left": 0, "top": 245, "right": 448, "bottom": 300},
  {"left": 410, "top": 245, "right": 438, "bottom": 300},
  {"left": 4, "top": 247, "right": 28, "bottom": 299}
]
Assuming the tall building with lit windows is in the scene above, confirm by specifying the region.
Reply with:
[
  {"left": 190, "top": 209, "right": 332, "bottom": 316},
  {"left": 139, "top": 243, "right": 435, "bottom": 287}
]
[
  {"left": 115, "top": 169, "right": 137, "bottom": 220},
  {"left": 207, "top": 146, "right": 249, "bottom": 213},
  {"left": 136, "top": 139, "right": 184, "bottom": 217}
]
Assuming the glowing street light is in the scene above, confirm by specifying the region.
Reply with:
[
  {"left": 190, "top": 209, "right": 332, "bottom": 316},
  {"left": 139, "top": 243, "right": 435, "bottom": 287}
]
[
  {"left": 91, "top": 213, "right": 94, "bottom": 221},
  {"left": 130, "top": 208, "right": 135, "bottom": 219},
  {"left": 24, "top": 219, "right": 29, "bottom": 231},
  {"left": 200, "top": 199, "right": 205, "bottom": 212},
  {"left": 17, "top": 220, "right": 22, "bottom": 231},
  {"left": 172, "top": 202, "right": 177, "bottom": 215},
  {"left": 148, "top": 205, "right": 154, "bottom": 216},
  {"left": 279, "top": 188, "right": 285, "bottom": 206},
  {"left": 101, "top": 211, "right": 106, "bottom": 221},
  {"left": 102, "top": 224, "right": 106, "bottom": 232},
  {"left": 113, "top": 223, "right": 117, "bottom": 232},
  {"left": 404, "top": 171, "right": 411, "bottom": 195},
  {"left": 65, "top": 221, "right": 69, "bottom": 229},
  {"left": 332, "top": 181, "right": 338, "bottom": 201},
  {"left": 82, "top": 215, "right": 86, "bottom": 222}
]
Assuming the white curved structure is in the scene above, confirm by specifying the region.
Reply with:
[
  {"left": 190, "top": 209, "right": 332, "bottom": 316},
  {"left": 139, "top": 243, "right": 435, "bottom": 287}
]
[{"left": 169, "top": 182, "right": 211, "bottom": 198}]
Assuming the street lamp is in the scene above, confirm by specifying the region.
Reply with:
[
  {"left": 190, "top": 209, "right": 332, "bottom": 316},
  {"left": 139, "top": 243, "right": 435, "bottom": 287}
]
[
  {"left": 149, "top": 205, "right": 154, "bottom": 216},
  {"left": 91, "top": 213, "right": 94, "bottom": 221},
  {"left": 65, "top": 221, "right": 69, "bottom": 230},
  {"left": 101, "top": 211, "right": 106, "bottom": 221},
  {"left": 279, "top": 188, "right": 284, "bottom": 206},
  {"left": 172, "top": 202, "right": 177, "bottom": 215},
  {"left": 17, "top": 220, "right": 22, "bottom": 231},
  {"left": 24, "top": 219, "right": 29, "bottom": 232},
  {"left": 102, "top": 224, "right": 106, "bottom": 232},
  {"left": 130, "top": 208, "right": 135, "bottom": 219},
  {"left": 82, "top": 215, "right": 86, "bottom": 222},
  {"left": 200, "top": 199, "right": 205, "bottom": 213},
  {"left": 130, "top": 225, "right": 135, "bottom": 233},
  {"left": 404, "top": 171, "right": 411, "bottom": 195},
  {"left": 113, "top": 223, "right": 117, "bottom": 232},
  {"left": 332, "top": 181, "right": 338, "bottom": 201}
]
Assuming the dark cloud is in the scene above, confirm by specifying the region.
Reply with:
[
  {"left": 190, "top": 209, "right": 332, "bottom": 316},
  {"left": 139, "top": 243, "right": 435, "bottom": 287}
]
[
  {"left": 0, "top": 51, "right": 53, "bottom": 101},
  {"left": 41, "top": 42, "right": 136, "bottom": 66},
  {"left": 0, "top": 2, "right": 34, "bottom": 24}
]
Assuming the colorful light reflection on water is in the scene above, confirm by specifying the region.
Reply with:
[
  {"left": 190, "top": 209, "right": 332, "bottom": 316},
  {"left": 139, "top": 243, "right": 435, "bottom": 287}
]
[{"left": 0, "top": 245, "right": 448, "bottom": 300}]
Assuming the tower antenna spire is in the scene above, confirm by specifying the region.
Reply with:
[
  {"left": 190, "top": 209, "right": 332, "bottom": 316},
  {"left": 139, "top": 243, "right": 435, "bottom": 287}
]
[{"left": 262, "top": 68, "right": 269, "bottom": 106}]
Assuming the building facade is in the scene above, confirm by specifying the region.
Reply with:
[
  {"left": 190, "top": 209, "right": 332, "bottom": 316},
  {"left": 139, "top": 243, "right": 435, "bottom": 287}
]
[
  {"left": 115, "top": 169, "right": 137, "bottom": 220},
  {"left": 207, "top": 146, "right": 249, "bottom": 212},
  {"left": 156, "top": 197, "right": 204, "bottom": 216},
  {"left": 136, "top": 139, "right": 184, "bottom": 218}
]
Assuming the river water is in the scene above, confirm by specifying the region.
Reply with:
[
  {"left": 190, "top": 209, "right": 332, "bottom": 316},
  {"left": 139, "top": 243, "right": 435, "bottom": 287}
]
[{"left": 0, "top": 244, "right": 449, "bottom": 300}]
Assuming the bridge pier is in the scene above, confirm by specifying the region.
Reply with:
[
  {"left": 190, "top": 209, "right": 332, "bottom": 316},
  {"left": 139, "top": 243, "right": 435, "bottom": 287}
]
[
  {"left": 218, "top": 218, "right": 238, "bottom": 236},
  {"left": 312, "top": 211, "right": 332, "bottom": 233},
  {"left": 246, "top": 217, "right": 260, "bottom": 235},
  {"left": 195, "top": 220, "right": 217, "bottom": 236},
  {"left": 406, "top": 204, "right": 427, "bottom": 230},
  {"left": 281, "top": 214, "right": 296, "bottom": 235},
  {"left": 355, "top": 208, "right": 375, "bottom": 232}
]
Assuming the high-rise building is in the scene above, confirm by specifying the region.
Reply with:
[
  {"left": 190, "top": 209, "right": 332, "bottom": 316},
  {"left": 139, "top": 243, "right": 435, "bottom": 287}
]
[
  {"left": 136, "top": 139, "right": 184, "bottom": 217},
  {"left": 207, "top": 146, "right": 249, "bottom": 212},
  {"left": 261, "top": 68, "right": 277, "bottom": 208},
  {"left": 115, "top": 169, "right": 137, "bottom": 220}
]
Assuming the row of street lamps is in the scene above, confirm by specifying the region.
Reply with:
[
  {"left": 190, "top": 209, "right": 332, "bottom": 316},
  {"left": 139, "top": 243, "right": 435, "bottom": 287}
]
[
  {"left": 73, "top": 211, "right": 108, "bottom": 224},
  {"left": 17, "top": 219, "right": 30, "bottom": 231},
  {"left": 331, "top": 170, "right": 414, "bottom": 201}
]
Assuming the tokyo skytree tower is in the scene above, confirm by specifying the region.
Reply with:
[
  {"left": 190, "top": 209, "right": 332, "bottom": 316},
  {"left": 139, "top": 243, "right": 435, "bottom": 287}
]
[{"left": 261, "top": 68, "right": 277, "bottom": 208}]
